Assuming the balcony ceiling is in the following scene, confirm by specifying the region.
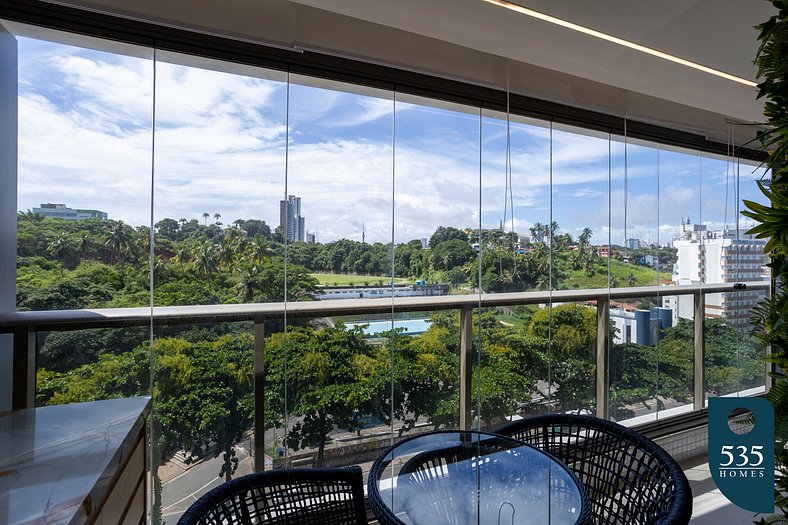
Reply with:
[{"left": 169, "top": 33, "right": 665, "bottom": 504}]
[
  {"left": 42, "top": 0, "right": 776, "bottom": 143},
  {"left": 289, "top": 0, "right": 772, "bottom": 121}
]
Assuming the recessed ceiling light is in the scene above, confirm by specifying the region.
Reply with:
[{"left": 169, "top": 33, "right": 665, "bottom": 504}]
[{"left": 481, "top": 0, "right": 758, "bottom": 88}]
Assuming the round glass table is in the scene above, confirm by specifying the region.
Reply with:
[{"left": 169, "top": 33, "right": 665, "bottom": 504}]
[{"left": 368, "top": 430, "right": 592, "bottom": 525}]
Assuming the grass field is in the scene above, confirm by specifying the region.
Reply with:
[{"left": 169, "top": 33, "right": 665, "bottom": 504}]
[
  {"left": 311, "top": 273, "right": 410, "bottom": 286},
  {"left": 564, "top": 259, "right": 671, "bottom": 289}
]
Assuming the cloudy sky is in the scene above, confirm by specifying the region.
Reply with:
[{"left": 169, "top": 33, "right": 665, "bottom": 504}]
[{"left": 16, "top": 35, "right": 768, "bottom": 246}]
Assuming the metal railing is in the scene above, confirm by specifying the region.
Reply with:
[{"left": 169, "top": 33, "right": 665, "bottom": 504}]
[{"left": 0, "top": 281, "right": 770, "bottom": 470}]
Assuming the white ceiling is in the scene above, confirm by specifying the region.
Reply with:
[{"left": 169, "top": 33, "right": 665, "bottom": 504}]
[{"left": 290, "top": 0, "right": 774, "bottom": 124}]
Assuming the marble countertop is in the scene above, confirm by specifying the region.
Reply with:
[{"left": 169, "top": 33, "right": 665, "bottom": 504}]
[{"left": 0, "top": 396, "right": 151, "bottom": 525}]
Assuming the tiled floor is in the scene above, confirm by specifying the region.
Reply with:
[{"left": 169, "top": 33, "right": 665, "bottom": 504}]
[{"left": 682, "top": 455, "right": 768, "bottom": 524}]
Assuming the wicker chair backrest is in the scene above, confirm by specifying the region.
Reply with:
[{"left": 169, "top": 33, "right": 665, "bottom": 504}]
[
  {"left": 494, "top": 415, "right": 692, "bottom": 525},
  {"left": 176, "top": 466, "right": 369, "bottom": 525}
]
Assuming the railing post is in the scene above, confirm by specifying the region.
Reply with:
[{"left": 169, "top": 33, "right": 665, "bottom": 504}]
[
  {"left": 596, "top": 299, "right": 609, "bottom": 419},
  {"left": 254, "top": 321, "right": 266, "bottom": 471},
  {"left": 694, "top": 292, "right": 705, "bottom": 411},
  {"left": 12, "top": 327, "right": 35, "bottom": 410},
  {"left": 459, "top": 306, "right": 474, "bottom": 430}
]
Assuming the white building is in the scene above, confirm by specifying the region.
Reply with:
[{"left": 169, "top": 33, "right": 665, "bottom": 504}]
[
  {"left": 668, "top": 221, "right": 768, "bottom": 330},
  {"left": 32, "top": 203, "right": 108, "bottom": 221}
]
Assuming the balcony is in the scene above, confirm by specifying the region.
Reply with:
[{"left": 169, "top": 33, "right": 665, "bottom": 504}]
[{"left": 0, "top": 1, "right": 776, "bottom": 523}]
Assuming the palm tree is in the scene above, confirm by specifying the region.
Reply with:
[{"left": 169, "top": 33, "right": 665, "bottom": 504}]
[
  {"left": 248, "top": 237, "right": 273, "bottom": 265},
  {"left": 172, "top": 247, "right": 191, "bottom": 264},
  {"left": 214, "top": 212, "right": 222, "bottom": 226},
  {"left": 47, "top": 236, "right": 75, "bottom": 275},
  {"left": 152, "top": 256, "right": 168, "bottom": 285},
  {"left": 79, "top": 233, "right": 92, "bottom": 257},
  {"left": 193, "top": 242, "right": 219, "bottom": 278},
  {"left": 217, "top": 240, "right": 235, "bottom": 268},
  {"left": 234, "top": 265, "right": 260, "bottom": 302},
  {"left": 571, "top": 248, "right": 585, "bottom": 270},
  {"left": 530, "top": 223, "right": 547, "bottom": 244},
  {"left": 104, "top": 221, "right": 133, "bottom": 264},
  {"left": 202, "top": 212, "right": 209, "bottom": 226},
  {"left": 578, "top": 228, "right": 593, "bottom": 249}
]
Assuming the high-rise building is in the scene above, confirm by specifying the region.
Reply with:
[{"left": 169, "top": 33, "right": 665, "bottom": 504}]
[
  {"left": 664, "top": 221, "right": 768, "bottom": 330},
  {"left": 279, "top": 195, "right": 305, "bottom": 242},
  {"left": 32, "top": 203, "right": 108, "bottom": 221}
]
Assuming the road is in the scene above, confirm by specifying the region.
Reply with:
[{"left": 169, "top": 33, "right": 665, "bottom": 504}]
[{"left": 160, "top": 446, "right": 252, "bottom": 523}]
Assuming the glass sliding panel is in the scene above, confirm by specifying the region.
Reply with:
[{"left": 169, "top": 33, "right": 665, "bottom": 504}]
[
  {"left": 610, "top": 293, "right": 694, "bottom": 423},
  {"left": 15, "top": 30, "right": 154, "bottom": 310},
  {"left": 153, "top": 52, "right": 287, "bottom": 306},
  {"left": 477, "top": 112, "right": 553, "bottom": 425},
  {"left": 391, "top": 308, "right": 462, "bottom": 432},
  {"left": 655, "top": 145, "right": 701, "bottom": 419},
  {"left": 607, "top": 135, "right": 659, "bottom": 420},
  {"left": 550, "top": 124, "right": 608, "bottom": 415},
  {"left": 703, "top": 157, "right": 770, "bottom": 399},
  {"left": 283, "top": 75, "right": 394, "bottom": 472},
  {"left": 151, "top": 51, "right": 287, "bottom": 519},
  {"left": 394, "top": 93, "right": 479, "bottom": 435},
  {"left": 9, "top": 25, "right": 154, "bottom": 405}
]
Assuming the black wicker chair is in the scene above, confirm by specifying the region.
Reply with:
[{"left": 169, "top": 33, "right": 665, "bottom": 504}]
[
  {"left": 176, "top": 466, "right": 369, "bottom": 525},
  {"left": 493, "top": 414, "right": 692, "bottom": 525}
]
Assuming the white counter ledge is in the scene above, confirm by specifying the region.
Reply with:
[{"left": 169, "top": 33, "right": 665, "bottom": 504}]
[{"left": 0, "top": 396, "right": 151, "bottom": 525}]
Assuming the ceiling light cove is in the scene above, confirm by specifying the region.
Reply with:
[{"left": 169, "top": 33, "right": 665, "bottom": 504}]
[{"left": 481, "top": 0, "right": 758, "bottom": 88}]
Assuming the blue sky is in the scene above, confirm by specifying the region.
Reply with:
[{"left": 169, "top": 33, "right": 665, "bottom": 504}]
[{"left": 16, "top": 35, "right": 768, "bottom": 246}]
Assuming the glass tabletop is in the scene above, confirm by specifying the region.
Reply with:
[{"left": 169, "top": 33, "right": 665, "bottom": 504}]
[{"left": 370, "top": 430, "right": 587, "bottom": 525}]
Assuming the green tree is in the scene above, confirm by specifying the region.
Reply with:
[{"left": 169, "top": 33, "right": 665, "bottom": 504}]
[
  {"left": 266, "top": 325, "right": 379, "bottom": 465},
  {"left": 104, "top": 221, "right": 134, "bottom": 264},
  {"left": 47, "top": 235, "right": 77, "bottom": 275},
  {"left": 155, "top": 218, "right": 180, "bottom": 240},
  {"left": 247, "top": 237, "right": 273, "bottom": 265},
  {"left": 193, "top": 241, "right": 219, "bottom": 278},
  {"left": 528, "top": 303, "right": 596, "bottom": 412},
  {"left": 429, "top": 226, "right": 468, "bottom": 249},
  {"left": 432, "top": 239, "right": 475, "bottom": 270}
]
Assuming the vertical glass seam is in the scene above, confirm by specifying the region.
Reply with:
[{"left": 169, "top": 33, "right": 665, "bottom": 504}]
[{"left": 282, "top": 71, "right": 290, "bottom": 465}]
